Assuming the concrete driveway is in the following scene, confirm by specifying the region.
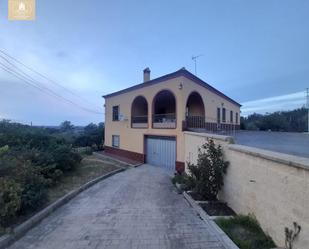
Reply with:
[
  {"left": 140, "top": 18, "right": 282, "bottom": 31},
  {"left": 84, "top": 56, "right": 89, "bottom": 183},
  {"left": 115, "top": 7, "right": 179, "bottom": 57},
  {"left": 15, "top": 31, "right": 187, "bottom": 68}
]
[{"left": 8, "top": 165, "right": 225, "bottom": 249}]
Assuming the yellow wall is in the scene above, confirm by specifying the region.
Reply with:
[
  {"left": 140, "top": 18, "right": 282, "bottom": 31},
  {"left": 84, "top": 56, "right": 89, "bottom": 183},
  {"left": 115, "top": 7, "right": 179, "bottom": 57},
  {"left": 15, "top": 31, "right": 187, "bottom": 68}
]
[
  {"left": 184, "top": 131, "right": 309, "bottom": 249},
  {"left": 104, "top": 75, "right": 240, "bottom": 162}
]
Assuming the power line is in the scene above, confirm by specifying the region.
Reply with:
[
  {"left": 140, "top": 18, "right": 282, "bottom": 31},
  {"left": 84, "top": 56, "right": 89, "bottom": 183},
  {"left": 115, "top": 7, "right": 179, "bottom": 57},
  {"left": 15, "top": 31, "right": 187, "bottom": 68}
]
[
  {"left": 0, "top": 51, "right": 103, "bottom": 115},
  {"left": 0, "top": 61, "right": 103, "bottom": 115},
  {"left": 0, "top": 49, "right": 98, "bottom": 108},
  {"left": 0, "top": 63, "right": 103, "bottom": 115}
]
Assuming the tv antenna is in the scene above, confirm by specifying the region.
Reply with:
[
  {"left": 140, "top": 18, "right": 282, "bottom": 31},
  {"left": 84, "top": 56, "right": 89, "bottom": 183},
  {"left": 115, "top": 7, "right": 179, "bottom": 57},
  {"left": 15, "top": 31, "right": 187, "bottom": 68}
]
[{"left": 192, "top": 54, "right": 203, "bottom": 75}]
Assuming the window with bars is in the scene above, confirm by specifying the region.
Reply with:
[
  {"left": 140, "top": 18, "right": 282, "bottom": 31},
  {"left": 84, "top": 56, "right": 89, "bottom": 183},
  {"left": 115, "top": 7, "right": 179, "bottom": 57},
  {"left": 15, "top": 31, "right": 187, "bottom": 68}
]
[
  {"left": 112, "top": 106, "right": 119, "bottom": 121},
  {"left": 230, "top": 110, "right": 233, "bottom": 123},
  {"left": 217, "top": 108, "right": 221, "bottom": 123},
  {"left": 222, "top": 108, "right": 226, "bottom": 123}
]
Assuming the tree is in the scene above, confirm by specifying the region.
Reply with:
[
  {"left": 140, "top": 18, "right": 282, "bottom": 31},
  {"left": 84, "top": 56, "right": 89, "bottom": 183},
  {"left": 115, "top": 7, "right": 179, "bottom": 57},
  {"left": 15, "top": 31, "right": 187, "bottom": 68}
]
[
  {"left": 241, "top": 108, "right": 307, "bottom": 132},
  {"left": 187, "top": 139, "right": 229, "bottom": 200},
  {"left": 59, "top": 121, "right": 74, "bottom": 132},
  {"left": 0, "top": 178, "right": 22, "bottom": 227},
  {"left": 73, "top": 122, "right": 104, "bottom": 150}
]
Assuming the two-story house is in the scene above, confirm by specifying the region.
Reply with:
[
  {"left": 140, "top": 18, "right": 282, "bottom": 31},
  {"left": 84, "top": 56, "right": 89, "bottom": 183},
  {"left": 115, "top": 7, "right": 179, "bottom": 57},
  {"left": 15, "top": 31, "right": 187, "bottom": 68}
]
[{"left": 103, "top": 68, "right": 241, "bottom": 173}]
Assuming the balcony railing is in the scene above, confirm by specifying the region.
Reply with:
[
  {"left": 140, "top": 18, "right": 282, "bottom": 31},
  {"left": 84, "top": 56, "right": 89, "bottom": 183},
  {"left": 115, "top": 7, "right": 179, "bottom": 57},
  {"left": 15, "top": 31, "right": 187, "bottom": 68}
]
[
  {"left": 185, "top": 116, "right": 206, "bottom": 128},
  {"left": 131, "top": 115, "right": 148, "bottom": 128},
  {"left": 183, "top": 115, "right": 240, "bottom": 134},
  {"left": 153, "top": 113, "right": 176, "bottom": 128}
]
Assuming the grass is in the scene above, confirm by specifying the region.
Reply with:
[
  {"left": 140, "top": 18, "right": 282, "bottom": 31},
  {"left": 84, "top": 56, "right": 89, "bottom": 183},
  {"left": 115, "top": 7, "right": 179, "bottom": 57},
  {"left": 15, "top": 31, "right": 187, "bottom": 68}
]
[
  {"left": 215, "top": 215, "right": 276, "bottom": 249},
  {"left": 47, "top": 156, "right": 121, "bottom": 203}
]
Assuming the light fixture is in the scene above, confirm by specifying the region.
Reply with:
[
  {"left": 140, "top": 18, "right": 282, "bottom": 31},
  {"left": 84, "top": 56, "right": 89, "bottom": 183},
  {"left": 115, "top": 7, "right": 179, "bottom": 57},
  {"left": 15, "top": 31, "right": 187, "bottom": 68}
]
[{"left": 179, "top": 83, "right": 183, "bottom": 90}]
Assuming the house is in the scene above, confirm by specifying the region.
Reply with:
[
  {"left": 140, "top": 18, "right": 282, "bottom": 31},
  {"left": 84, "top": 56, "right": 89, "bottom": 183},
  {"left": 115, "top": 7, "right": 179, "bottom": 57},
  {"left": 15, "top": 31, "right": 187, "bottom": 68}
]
[{"left": 103, "top": 68, "right": 241, "bottom": 172}]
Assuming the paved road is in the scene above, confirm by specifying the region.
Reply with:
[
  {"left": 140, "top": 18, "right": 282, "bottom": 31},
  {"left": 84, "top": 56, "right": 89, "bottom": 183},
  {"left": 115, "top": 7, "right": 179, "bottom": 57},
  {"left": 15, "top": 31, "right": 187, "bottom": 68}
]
[
  {"left": 234, "top": 131, "right": 309, "bottom": 158},
  {"left": 9, "top": 165, "right": 224, "bottom": 249}
]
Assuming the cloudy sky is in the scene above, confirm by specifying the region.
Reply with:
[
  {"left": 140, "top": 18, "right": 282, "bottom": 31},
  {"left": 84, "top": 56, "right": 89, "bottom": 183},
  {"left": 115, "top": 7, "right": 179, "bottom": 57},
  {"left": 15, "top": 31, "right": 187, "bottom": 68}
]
[{"left": 0, "top": 0, "right": 308, "bottom": 125}]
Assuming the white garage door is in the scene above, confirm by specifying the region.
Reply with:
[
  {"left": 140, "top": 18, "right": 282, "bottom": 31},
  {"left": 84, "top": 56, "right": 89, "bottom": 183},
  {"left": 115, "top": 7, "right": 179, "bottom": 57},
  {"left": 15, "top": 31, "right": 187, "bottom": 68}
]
[{"left": 146, "top": 136, "right": 176, "bottom": 172}]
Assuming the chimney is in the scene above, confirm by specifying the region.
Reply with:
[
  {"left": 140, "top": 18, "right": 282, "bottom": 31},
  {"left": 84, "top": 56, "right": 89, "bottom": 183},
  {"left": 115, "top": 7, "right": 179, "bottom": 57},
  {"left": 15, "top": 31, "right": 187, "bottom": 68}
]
[{"left": 143, "top": 67, "right": 150, "bottom": 82}]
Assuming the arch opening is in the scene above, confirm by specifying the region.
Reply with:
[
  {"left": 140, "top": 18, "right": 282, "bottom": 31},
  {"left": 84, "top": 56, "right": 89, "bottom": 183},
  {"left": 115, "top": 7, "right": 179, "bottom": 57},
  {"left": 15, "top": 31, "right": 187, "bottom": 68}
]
[
  {"left": 153, "top": 90, "right": 176, "bottom": 128},
  {"left": 185, "top": 92, "right": 205, "bottom": 128},
  {"left": 131, "top": 96, "right": 148, "bottom": 128}
]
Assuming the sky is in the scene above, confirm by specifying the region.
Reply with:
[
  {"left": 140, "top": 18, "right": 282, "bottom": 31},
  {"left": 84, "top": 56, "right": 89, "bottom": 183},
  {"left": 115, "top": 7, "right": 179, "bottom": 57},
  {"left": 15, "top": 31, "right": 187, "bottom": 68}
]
[{"left": 0, "top": 0, "right": 308, "bottom": 125}]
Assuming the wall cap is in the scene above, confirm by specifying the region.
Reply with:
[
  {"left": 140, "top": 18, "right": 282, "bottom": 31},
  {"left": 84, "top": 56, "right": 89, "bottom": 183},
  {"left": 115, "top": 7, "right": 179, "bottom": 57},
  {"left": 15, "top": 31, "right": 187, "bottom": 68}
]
[
  {"left": 228, "top": 144, "right": 309, "bottom": 171},
  {"left": 184, "top": 131, "right": 234, "bottom": 143}
]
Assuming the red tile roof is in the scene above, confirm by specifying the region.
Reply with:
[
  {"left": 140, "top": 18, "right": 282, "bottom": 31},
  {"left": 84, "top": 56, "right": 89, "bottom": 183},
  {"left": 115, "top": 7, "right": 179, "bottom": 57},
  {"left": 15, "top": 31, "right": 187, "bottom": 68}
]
[{"left": 103, "top": 68, "right": 241, "bottom": 107}]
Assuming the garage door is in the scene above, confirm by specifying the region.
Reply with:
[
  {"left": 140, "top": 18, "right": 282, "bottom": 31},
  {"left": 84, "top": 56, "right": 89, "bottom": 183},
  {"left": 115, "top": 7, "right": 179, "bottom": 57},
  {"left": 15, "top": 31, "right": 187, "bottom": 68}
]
[{"left": 146, "top": 136, "right": 176, "bottom": 172}]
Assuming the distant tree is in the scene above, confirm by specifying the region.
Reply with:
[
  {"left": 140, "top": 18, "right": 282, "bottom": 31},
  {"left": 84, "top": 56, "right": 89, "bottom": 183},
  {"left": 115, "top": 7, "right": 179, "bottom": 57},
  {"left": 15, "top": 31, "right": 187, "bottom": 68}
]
[
  {"left": 59, "top": 121, "right": 74, "bottom": 132},
  {"left": 84, "top": 123, "right": 97, "bottom": 134},
  {"left": 73, "top": 122, "right": 104, "bottom": 150},
  {"left": 241, "top": 108, "right": 307, "bottom": 132}
]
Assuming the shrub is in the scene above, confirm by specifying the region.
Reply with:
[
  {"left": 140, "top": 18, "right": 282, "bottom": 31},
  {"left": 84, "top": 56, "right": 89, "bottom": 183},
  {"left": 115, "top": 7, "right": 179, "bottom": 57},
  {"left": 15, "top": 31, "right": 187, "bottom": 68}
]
[
  {"left": 0, "top": 178, "right": 22, "bottom": 227},
  {"left": 52, "top": 145, "right": 82, "bottom": 173},
  {"left": 187, "top": 139, "right": 229, "bottom": 200},
  {"left": 15, "top": 164, "right": 48, "bottom": 213},
  {"left": 172, "top": 173, "right": 195, "bottom": 191},
  {"left": 0, "top": 145, "right": 9, "bottom": 156},
  {"left": 73, "top": 122, "right": 104, "bottom": 150},
  {"left": 172, "top": 173, "right": 186, "bottom": 185}
]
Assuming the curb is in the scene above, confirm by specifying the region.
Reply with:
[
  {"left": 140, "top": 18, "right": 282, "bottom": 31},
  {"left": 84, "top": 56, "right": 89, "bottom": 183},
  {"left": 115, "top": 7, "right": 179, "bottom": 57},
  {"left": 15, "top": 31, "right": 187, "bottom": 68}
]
[
  {"left": 0, "top": 168, "right": 125, "bottom": 249},
  {"left": 183, "top": 191, "right": 239, "bottom": 249},
  {"left": 93, "top": 152, "right": 142, "bottom": 168}
]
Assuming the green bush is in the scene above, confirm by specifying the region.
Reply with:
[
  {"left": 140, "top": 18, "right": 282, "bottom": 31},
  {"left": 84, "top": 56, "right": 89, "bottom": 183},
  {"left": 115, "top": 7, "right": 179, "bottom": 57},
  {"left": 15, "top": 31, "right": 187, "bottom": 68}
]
[
  {"left": 0, "top": 178, "right": 22, "bottom": 227},
  {"left": 0, "top": 145, "right": 9, "bottom": 156},
  {"left": 15, "top": 165, "right": 48, "bottom": 213},
  {"left": 171, "top": 173, "right": 195, "bottom": 191},
  {"left": 172, "top": 173, "right": 185, "bottom": 185},
  {"left": 52, "top": 145, "right": 82, "bottom": 172},
  {"left": 73, "top": 123, "right": 104, "bottom": 150},
  {"left": 0, "top": 120, "right": 90, "bottom": 228},
  {"left": 187, "top": 139, "right": 229, "bottom": 200}
]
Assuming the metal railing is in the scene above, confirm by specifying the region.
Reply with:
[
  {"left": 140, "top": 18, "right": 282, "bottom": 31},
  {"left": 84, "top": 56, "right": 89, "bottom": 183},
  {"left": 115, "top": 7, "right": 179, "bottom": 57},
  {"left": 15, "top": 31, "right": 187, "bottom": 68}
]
[
  {"left": 183, "top": 115, "right": 240, "bottom": 136},
  {"left": 153, "top": 113, "right": 176, "bottom": 128},
  {"left": 131, "top": 115, "right": 148, "bottom": 128},
  {"left": 131, "top": 115, "right": 148, "bottom": 123},
  {"left": 185, "top": 116, "right": 206, "bottom": 128}
]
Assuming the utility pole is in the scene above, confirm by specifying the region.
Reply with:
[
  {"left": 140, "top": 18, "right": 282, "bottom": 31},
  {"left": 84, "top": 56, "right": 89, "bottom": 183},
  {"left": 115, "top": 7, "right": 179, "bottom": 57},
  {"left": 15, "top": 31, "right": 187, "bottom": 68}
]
[
  {"left": 306, "top": 88, "right": 309, "bottom": 133},
  {"left": 192, "top": 54, "right": 203, "bottom": 75}
]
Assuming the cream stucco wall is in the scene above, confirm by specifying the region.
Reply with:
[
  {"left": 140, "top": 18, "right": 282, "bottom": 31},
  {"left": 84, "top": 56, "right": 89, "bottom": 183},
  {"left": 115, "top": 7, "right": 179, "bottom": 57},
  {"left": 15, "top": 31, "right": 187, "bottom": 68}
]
[
  {"left": 104, "top": 75, "right": 240, "bottom": 163},
  {"left": 184, "top": 131, "right": 309, "bottom": 249}
]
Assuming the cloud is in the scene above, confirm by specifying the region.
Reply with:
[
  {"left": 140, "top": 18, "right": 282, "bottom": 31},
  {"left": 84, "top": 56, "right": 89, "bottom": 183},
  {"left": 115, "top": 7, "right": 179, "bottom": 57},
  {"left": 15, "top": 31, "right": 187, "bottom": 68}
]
[{"left": 241, "top": 91, "right": 307, "bottom": 116}]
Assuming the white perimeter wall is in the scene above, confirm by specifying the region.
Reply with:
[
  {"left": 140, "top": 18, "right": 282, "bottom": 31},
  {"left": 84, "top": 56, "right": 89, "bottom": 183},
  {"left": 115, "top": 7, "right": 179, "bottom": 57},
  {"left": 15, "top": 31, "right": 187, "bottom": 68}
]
[{"left": 184, "top": 131, "right": 309, "bottom": 249}]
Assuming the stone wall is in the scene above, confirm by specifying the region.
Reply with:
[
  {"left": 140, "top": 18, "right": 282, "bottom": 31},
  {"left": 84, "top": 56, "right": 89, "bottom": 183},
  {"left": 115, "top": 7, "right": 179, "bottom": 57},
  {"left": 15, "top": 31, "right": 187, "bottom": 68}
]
[{"left": 184, "top": 131, "right": 309, "bottom": 249}]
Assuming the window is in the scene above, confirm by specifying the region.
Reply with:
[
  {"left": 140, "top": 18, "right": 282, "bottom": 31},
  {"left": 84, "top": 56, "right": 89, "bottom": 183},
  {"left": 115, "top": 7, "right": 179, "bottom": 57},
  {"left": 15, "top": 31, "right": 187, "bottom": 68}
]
[
  {"left": 235, "top": 112, "right": 239, "bottom": 124},
  {"left": 217, "top": 108, "right": 221, "bottom": 123},
  {"left": 112, "top": 135, "right": 120, "bottom": 148},
  {"left": 112, "top": 106, "right": 119, "bottom": 121},
  {"left": 230, "top": 110, "right": 233, "bottom": 123},
  {"left": 222, "top": 108, "right": 226, "bottom": 123}
]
